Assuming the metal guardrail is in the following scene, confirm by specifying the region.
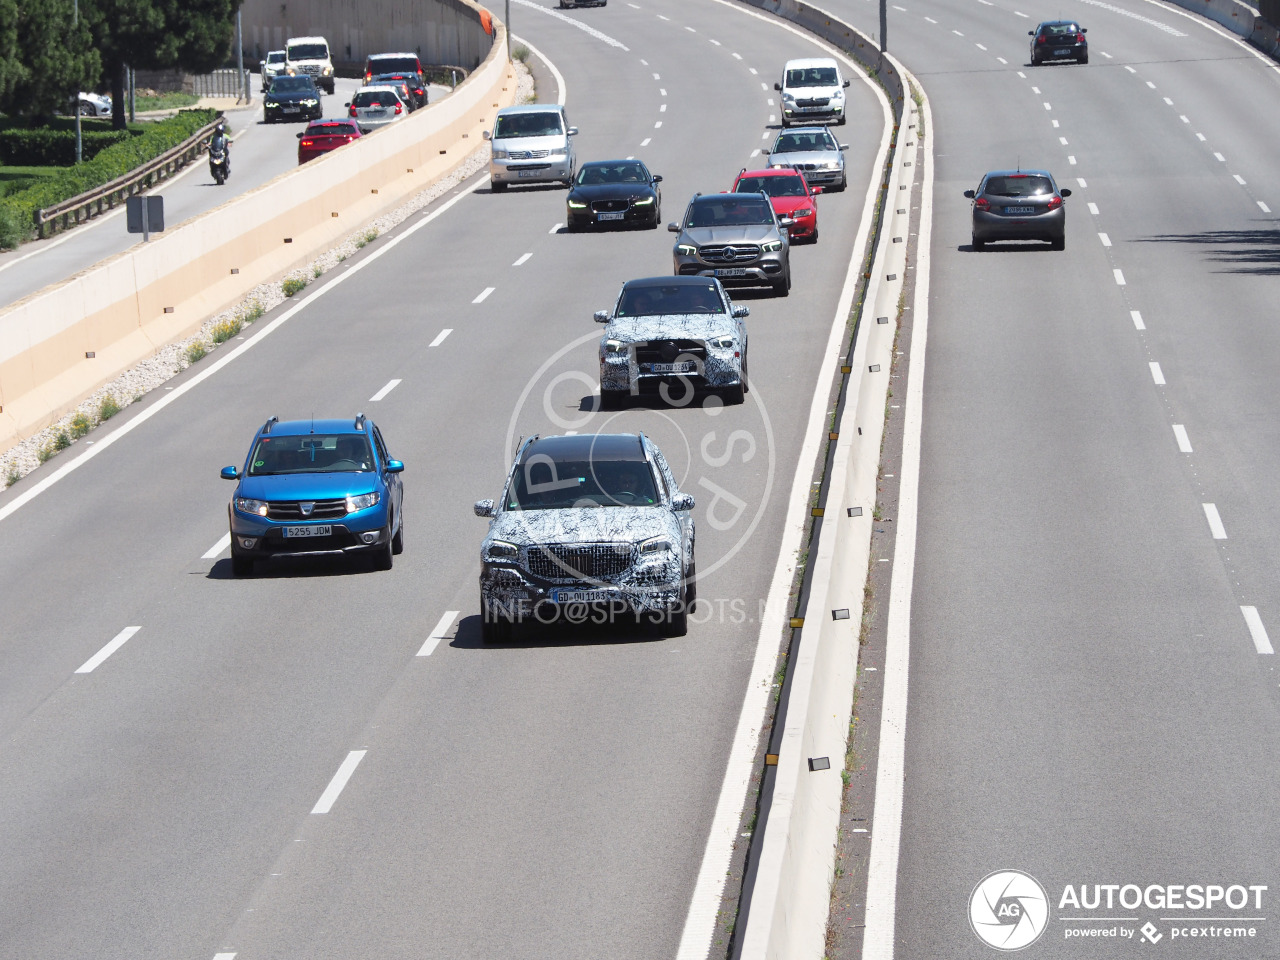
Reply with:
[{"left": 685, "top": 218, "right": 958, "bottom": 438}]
[
  {"left": 191, "top": 68, "right": 250, "bottom": 99},
  {"left": 34, "top": 116, "right": 224, "bottom": 239}
]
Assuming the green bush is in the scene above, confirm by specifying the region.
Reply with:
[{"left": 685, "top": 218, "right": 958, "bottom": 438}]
[
  {"left": 0, "top": 205, "right": 25, "bottom": 250},
  {"left": 98, "top": 394, "right": 121, "bottom": 421},
  {"left": 185, "top": 341, "right": 208, "bottom": 364},
  {"left": 69, "top": 412, "right": 93, "bottom": 438},
  {"left": 5, "top": 464, "right": 19, "bottom": 487},
  {"left": 282, "top": 275, "right": 308, "bottom": 297},
  {"left": 0, "top": 128, "right": 134, "bottom": 165},
  {"left": 210, "top": 317, "right": 242, "bottom": 343},
  {"left": 0, "top": 109, "right": 218, "bottom": 235}
]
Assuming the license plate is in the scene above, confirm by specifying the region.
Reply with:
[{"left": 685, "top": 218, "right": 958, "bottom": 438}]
[
  {"left": 368, "top": 109, "right": 386, "bottom": 117},
  {"left": 649, "top": 361, "right": 696, "bottom": 374},
  {"left": 1005, "top": 206, "right": 1035, "bottom": 214},
  {"left": 715, "top": 267, "right": 747, "bottom": 277},
  {"left": 284, "top": 105, "right": 300, "bottom": 112},
  {"left": 598, "top": 211, "right": 625, "bottom": 221},
  {"left": 1054, "top": 48, "right": 1072, "bottom": 54},
  {"left": 552, "top": 588, "right": 617, "bottom": 603},
  {"left": 517, "top": 169, "right": 542, "bottom": 178},
  {"left": 284, "top": 525, "right": 332, "bottom": 538}
]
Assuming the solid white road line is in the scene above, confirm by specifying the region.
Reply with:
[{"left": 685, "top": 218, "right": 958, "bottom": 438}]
[
  {"left": 472, "top": 287, "right": 494, "bottom": 303},
  {"left": 76, "top": 626, "right": 141, "bottom": 674},
  {"left": 1088, "top": 202, "right": 1099, "bottom": 214},
  {"left": 429, "top": 329, "right": 452, "bottom": 347},
  {"left": 417, "top": 610, "right": 461, "bottom": 657},
  {"left": 1173, "top": 424, "right": 1192, "bottom": 452},
  {"left": 1150, "top": 361, "right": 1165, "bottom": 384},
  {"left": 1202, "top": 503, "right": 1228, "bottom": 540},
  {"left": 1114, "top": 269, "right": 1126, "bottom": 285},
  {"left": 1259, "top": 201, "right": 1272, "bottom": 213},
  {"left": 1242, "top": 606, "right": 1274, "bottom": 655},
  {"left": 203, "top": 532, "right": 231, "bottom": 559},
  {"left": 369, "top": 378, "right": 402, "bottom": 401},
  {"left": 311, "top": 750, "right": 366, "bottom": 814},
  {"left": 513, "top": 252, "right": 532, "bottom": 266},
  {"left": 1131, "top": 310, "right": 1145, "bottom": 330},
  {"left": 512, "top": 0, "right": 629, "bottom": 50},
  {"left": 1099, "top": 232, "right": 1111, "bottom": 247}
]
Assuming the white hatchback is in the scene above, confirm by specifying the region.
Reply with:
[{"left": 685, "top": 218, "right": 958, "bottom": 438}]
[{"left": 347, "top": 85, "right": 409, "bottom": 130}]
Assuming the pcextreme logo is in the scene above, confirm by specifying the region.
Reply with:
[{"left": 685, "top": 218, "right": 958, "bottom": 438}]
[{"left": 969, "top": 869, "right": 1050, "bottom": 951}]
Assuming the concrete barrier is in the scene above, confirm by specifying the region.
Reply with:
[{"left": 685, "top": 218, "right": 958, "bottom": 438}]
[
  {"left": 0, "top": 21, "right": 513, "bottom": 450},
  {"left": 1160, "top": 0, "right": 1280, "bottom": 58}
]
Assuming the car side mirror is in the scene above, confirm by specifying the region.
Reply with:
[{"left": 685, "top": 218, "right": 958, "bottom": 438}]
[
  {"left": 963, "top": 189, "right": 976, "bottom": 198},
  {"left": 843, "top": 79, "right": 851, "bottom": 88},
  {"left": 839, "top": 143, "right": 849, "bottom": 151},
  {"left": 773, "top": 82, "right": 782, "bottom": 91},
  {"left": 220, "top": 466, "right": 239, "bottom": 480},
  {"left": 732, "top": 305, "right": 749, "bottom": 319},
  {"left": 652, "top": 174, "right": 663, "bottom": 183},
  {"left": 385, "top": 459, "right": 404, "bottom": 473},
  {"left": 1081, "top": 27, "right": 1087, "bottom": 32},
  {"left": 1059, "top": 188, "right": 1072, "bottom": 198},
  {"left": 779, "top": 216, "right": 795, "bottom": 227},
  {"left": 811, "top": 186, "right": 824, "bottom": 195},
  {"left": 567, "top": 126, "right": 579, "bottom": 135},
  {"left": 667, "top": 222, "right": 679, "bottom": 232},
  {"left": 296, "top": 132, "right": 304, "bottom": 139},
  {"left": 760, "top": 149, "right": 770, "bottom": 156},
  {"left": 474, "top": 499, "right": 496, "bottom": 518},
  {"left": 259, "top": 61, "right": 266, "bottom": 69},
  {"left": 594, "top": 310, "right": 611, "bottom": 323},
  {"left": 672, "top": 493, "right": 695, "bottom": 512},
  {"left": 1028, "top": 30, "right": 1035, "bottom": 35},
  {"left": 482, "top": 129, "right": 492, "bottom": 140},
  {"left": 344, "top": 101, "right": 350, "bottom": 107}
]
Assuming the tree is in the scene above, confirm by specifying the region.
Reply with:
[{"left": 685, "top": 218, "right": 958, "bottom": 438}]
[
  {"left": 0, "top": 0, "right": 101, "bottom": 123},
  {"left": 86, "top": 0, "right": 240, "bottom": 128}
]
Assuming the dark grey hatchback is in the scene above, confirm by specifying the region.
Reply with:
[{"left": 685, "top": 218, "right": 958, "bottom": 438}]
[
  {"left": 1030, "top": 21, "right": 1088, "bottom": 65},
  {"left": 965, "top": 170, "right": 1071, "bottom": 251}
]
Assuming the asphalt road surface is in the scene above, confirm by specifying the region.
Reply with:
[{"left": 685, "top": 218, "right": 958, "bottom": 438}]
[
  {"left": 0, "top": 2, "right": 886, "bottom": 958},
  {"left": 822, "top": 0, "right": 1280, "bottom": 956}
]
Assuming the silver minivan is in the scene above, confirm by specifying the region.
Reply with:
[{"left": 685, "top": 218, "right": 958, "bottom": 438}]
[{"left": 484, "top": 104, "right": 577, "bottom": 191}]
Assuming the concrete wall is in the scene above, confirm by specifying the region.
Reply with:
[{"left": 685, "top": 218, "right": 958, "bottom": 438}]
[
  {"left": 0, "top": 23, "right": 513, "bottom": 450},
  {"left": 1161, "top": 0, "right": 1280, "bottom": 57},
  {"left": 240, "top": 0, "right": 494, "bottom": 69}
]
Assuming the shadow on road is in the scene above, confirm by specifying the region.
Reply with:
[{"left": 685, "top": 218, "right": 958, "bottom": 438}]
[{"left": 1134, "top": 227, "right": 1280, "bottom": 275}]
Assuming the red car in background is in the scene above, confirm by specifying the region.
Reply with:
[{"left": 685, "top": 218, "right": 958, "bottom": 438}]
[
  {"left": 297, "top": 119, "right": 363, "bottom": 164},
  {"left": 731, "top": 167, "right": 822, "bottom": 243}
]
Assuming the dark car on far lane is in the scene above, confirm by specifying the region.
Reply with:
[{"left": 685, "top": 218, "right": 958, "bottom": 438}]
[
  {"left": 965, "top": 169, "right": 1071, "bottom": 251},
  {"left": 567, "top": 159, "right": 662, "bottom": 231},
  {"left": 1030, "top": 21, "right": 1088, "bottom": 65},
  {"left": 264, "top": 75, "right": 323, "bottom": 123},
  {"left": 369, "top": 73, "right": 421, "bottom": 110}
]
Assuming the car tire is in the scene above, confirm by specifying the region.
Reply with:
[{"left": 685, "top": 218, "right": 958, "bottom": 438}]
[
  {"left": 230, "top": 543, "right": 254, "bottom": 577},
  {"left": 391, "top": 513, "right": 404, "bottom": 554},
  {"left": 482, "top": 603, "right": 514, "bottom": 643},
  {"left": 661, "top": 604, "right": 688, "bottom": 638},
  {"left": 836, "top": 173, "right": 847, "bottom": 192},
  {"left": 723, "top": 381, "right": 745, "bottom": 405},
  {"left": 741, "top": 349, "right": 749, "bottom": 394},
  {"left": 1079, "top": 55, "right": 1089, "bottom": 64},
  {"left": 684, "top": 560, "right": 697, "bottom": 606},
  {"left": 972, "top": 234, "right": 986, "bottom": 251},
  {"left": 772, "top": 268, "right": 791, "bottom": 298},
  {"left": 1051, "top": 234, "right": 1065, "bottom": 251},
  {"left": 372, "top": 525, "right": 394, "bottom": 570},
  {"left": 491, "top": 180, "right": 507, "bottom": 192},
  {"left": 599, "top": 388, "right": 626, "bottom": 411}
]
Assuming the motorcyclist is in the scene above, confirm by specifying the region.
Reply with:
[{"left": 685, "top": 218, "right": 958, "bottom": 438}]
[{"left": 208, "top": 121, "right": 231, "bottom": 182}]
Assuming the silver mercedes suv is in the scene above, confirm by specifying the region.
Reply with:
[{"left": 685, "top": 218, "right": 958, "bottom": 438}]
[{"left": 669, "top": 192, "right": 793, "bottom": 296}]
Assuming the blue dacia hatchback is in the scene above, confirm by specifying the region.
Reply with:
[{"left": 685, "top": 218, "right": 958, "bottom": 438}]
[{"left": 220, "top": 415, "right": 404, "bottom": 575}]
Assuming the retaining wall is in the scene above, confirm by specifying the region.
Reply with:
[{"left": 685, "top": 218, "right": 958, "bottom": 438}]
[
  {"left": 0, "top": 20, "right": 512, "bottom": 451},
  {"left": 1161, "top": 0, "right": 1280, "bottom": 56}
]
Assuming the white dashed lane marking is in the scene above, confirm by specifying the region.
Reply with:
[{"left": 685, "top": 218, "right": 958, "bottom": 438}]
[
  {"left": 472, "top": 287, "right": 494, "bottom": 304},
  {"left": 1088, "top": 203, "right": 1099, "bottom": 214},
  {"left": 1196, "top": 133, "right": 1206, "bottom": 141},
  {"left": 641, "top": 137, "right": 652, "bottom": 146},
  {"left": 733, "top": 52, "right": 742, "bottom": 59},
  {"left": 1243, "top": 606, "right": 1275, "bottom": 655},
  {"left": 1068, "top": 155, "right": 1077, "bottom": 164},
  {"left": 417, "top": 610, "right": 461, "bottom": 657},
  {"left": 1173, "top": 425, "right": 1192, "bottom": 453},
  {"left": 1203, "top": 503, "right": 1228, "bottom": 540},
  {"left": 749, "top": 67, "right": 758, "bottom": 74},
  {"left": 660, "top": 104, "right": 667, "bottom": 112},
  {"left": 1059, "top": 136, "right": 1068, "bottom": 145},
  {"left": 1131, "top": 310, "right": 1145, "bottom": 330},
  {"left": 1214, "top": 152, "right": 1226, "bottom": 162},
  {"left": 1098, "top": 233, "right": 1111, "bottom": 247},
  {"left": 1149, "top": 361, "right": 1165, "bottom": 384},
  {"left": 429, "top": 329, "right": 452, "bottom": 347},
  {"left": 76, "top": 626, "right": 141, "bottom": 675},
  {"left": 997, "top": 56, "right": 1007, "bottom": 64},
  {"left": 549, "top": 222, "right": 563, "bottom": 233},
  {"left": 1163, "top": 97, "right": 1173, "bottom": 105},
  {"left": 311, "top": 750, "right": 367, "bottom": 814},
  {"left": 1234, "top": 175, "right": 1247, "bottom": 185},
  {"left": 513, "top": 252, "right": 532, "bottom": 266},
  {"left": 1125, "top": 65, "right": 1137, "bottom": 73},
  {"left": 1077, "top": 178, "right": 1088, "bottom": 188},
  {"left": 1146, "top": 80, "right": 1156, "bottom": 88},
  {"left": 1260, "top": 201, "right": 1273, "bottom": 213},
  {"left": 1180, "top": 115, "right": 1190, "bottom": 123},
  {"left": 369, "top": 378, "right": 402, "bottom": 401}
]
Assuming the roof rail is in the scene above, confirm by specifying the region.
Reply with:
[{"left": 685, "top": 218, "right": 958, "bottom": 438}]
[{"left": 261, "top": 416, "right": 278, "bottom": 434}]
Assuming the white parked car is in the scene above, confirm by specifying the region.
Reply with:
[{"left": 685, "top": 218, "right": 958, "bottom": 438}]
[
  {"left": 76, "top": 92, "right": 112, "bottom": 117},
  {"left": 347, "top": 85, "right": 409, "bottom": 130},
  {"left": 260, "top": 50, "right": 287, "bottom": 91}
]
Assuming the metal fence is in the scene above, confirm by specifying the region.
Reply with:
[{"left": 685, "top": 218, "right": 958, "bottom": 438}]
[{"left": 190, "top": 69, "right": 251, "bottom": 100}]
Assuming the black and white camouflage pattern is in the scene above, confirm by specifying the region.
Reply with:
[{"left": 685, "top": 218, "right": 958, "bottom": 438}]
[{"left": 598, "top": 314, "right": 746, "bottom": 391}]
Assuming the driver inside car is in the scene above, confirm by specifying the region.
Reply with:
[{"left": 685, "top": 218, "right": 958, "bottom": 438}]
[{"left": 611, "top": 465, "right": 655, "bottom": 506}]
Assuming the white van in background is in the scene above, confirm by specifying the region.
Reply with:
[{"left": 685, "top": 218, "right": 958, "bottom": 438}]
[
  {"left": 285, "top": 36, "right": 336, "bottom": 95},
  {"left": 775, "top": 57, "right": 851, "bottom": 127}
]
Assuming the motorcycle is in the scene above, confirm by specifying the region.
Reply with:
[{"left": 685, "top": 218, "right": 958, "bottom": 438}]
[{"left": 209, "top": 142, "right": 230, "bottom": 185}]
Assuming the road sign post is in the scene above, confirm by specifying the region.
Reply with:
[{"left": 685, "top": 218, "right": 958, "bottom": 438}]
[{"left": 126, "top": 196, "right": 165, "bottom": 242}]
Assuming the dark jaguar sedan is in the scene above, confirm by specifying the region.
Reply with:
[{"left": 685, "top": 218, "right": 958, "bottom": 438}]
[
  {"left": 567, "top": 159, "right": 663, "bottom": 231},
  {"left": 263, "top": 75, "right": 324, "bottom": 123},
  {"left": 965, "top": 170, "right": 1071, "bottom": 251},
  {"left": 1030, "top": 21, "right": 1088, "bottom": 65}
]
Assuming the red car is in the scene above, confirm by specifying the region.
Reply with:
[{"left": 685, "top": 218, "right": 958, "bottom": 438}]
[
  {"left": 731, "top": 167, "right": 822, "bottom": 242},
  {"left": 297, "top": 119, "right": 362, "bottom": 164}
]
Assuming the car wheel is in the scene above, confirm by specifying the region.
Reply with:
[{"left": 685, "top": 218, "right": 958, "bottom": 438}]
[
  {"left": 567, "top": 218, "right": 581, "bottom": 233},
  {"left": 372, "top": 525, "right": 394, "bottom": 570},
  {"left": 972, "top": 234, "right": 986, "bottom": 251},
  {"left": 1051, "top": 234, "right": 1066, "bottom": 251},
  {"left": 741, "top": 349, "right": 749, "bottom": 394},
  {"left": 482, "top": 602, "right": 515, "bottom": 643},
  {"left": 1080, "top": 55, "right": 1089, "bottom": 64},
  {"left": 230, "top": 543, "right": 254, "bottom": 577},
  {"left": 491, "top": 180, "right": 507, "bottom": 192},
  {"left": 599, "top": 388, "right": 626, "bottom": 410},
  {"left": 391, "top": 513, "right": 404, "bottom": 554},
  {"left": 658, "top": 604, "right": 688, "bottom": 638},
  {"left": 723, "top": 381, "right": 745, "bottom": 405},
  {"left": 836, "top": 173, "right": 847, "bottom": 192},
  {"left": 772, "top": 268, "right": 791, "bottom": 298},
  {"left": 684, "top": 560, "right": 697, "bottom": 606}
]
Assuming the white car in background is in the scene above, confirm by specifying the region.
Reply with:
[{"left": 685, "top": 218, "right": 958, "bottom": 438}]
[
  {"left": 347, "top": 85, "right": 410, "bottom": 130},
  {"left": 260, "top": 50, "right": 287, "bottom": 91},
  {"left": 76, "top": 92, "right": 112, "bottom": 117}
]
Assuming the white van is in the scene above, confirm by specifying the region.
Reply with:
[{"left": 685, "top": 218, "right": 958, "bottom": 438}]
[
  {"left": 285, "top": 36, "right": 335, "bottom": 95},
  {"left": 483, "top": 104, "right": 578, "bottom": 191},
  {"left": 775, "top": 57, "right": 851, "bottom": 127}
]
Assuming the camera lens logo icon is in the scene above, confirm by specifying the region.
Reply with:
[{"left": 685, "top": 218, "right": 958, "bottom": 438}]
[{"left": 969, "top": 869, "right": 1050, "bottom": 951}]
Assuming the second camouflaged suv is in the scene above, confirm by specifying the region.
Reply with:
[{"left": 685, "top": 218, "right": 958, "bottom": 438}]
[{"left": 669, "top": 192, "right": 792, "bottom": 296}]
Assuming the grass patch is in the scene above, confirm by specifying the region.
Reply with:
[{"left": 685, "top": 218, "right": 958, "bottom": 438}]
[
  {"left": 210, "top": 317, "right": 242, "bottom": 343},
  {"left": 5, "top": 464, "right": 19, "bottom": 487},
  {"left": 354, "top": 228, "right": 378, "bottom": 249},
  {"left": 184, "top": 341, "right": 208, "bottom": 364},
  {"left": 240, "top": 300, "right": 265, "bottom": 324},
  {"left": 282, "top": 275, "right": 309, "bottom": 297},
  {"left": 134, "top": 92, "right": 201, "bottom": 112},
  {"left": 511, "top": 44, "right": 530, "bottom": 63},
  {"left": 98, "top": 394, "right": 121, "bottom": 421},
  {"left": 312, "top": 263, "right": 323, "bottom": 279},
  {"left": 69, "top": 411, "right": 93, "bottom": 439}
]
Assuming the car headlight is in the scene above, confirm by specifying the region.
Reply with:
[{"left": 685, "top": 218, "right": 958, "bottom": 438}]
[
  {"left": 793, "top": 207, "right": 814, "bottom": 218},
  {"left": 782, "top": 92, "right": 796, "bottom": 102},
  {"left": 286, "top": 67, "right": 296, "bottom": 75},
  {"left": 301, "top": 98, "right": 318, "bottom": 106},
  {"left": 568, "top": 199, "right": 587, "bottom": 209},
  {"left": 345, "top": 492, "right": 380, "bottom": 512},
  {"left": 235, "top": 497, "right": 269, "bottom": 517},
  {"left": 605, "top": 338, "right": 628, "bottom": 353},
  {"left": 639, "top": 536, "right": 673, "bottom": 555},
  {"left": 709, "top": 335, "right": 736, "bottom": 349},
  {"left": 265, "top": 100, "right": 278, "bottom": 108},
  {"left": 761, "top": 239, "right": 783, "bottom": 253},
  {"left": 768, "top": 162, "right": 787, "bottom": 170},
  {"left": 633, "top": 196, "right": 655, "bottom": 206},
  {"left": 825, "top": 160, "right": 841, "bottom": 170},
  {"left": 491, "top": 147, "right": 509, "bottom": 159},
  {"left": 676, "top": 243, "right": 698, "bottom": 255},
  {"left": 322, "top": 66, "right": 333, "bottom": 75},
  {"left": 485, "top": 540, "right": 519, "bottom": 560}
]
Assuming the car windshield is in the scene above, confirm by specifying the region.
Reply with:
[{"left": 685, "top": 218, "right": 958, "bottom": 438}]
[
  {"left": 736, "top": 175, "right": 806, "bottom": 197},
  {"left": 267, "top": 52, "right": 286, "bottom": 64},
  {"left": 786, "top": 66, "right": 838, "bottom": 87},
  {"left": 1043, "top": 23, "right": 1079, "bottom": 35},
  {"left": 248, "top": 435, "right": 374, "bottom": 475},
  {"left": 616, "top": 282, "right": 725, "bottom": 317},
  {"left": 983, "top": 175, "right": 1054, "bottom": 197},
  {"left": 687, "top": 197, "right": 774, "bottom": 227},
  {"left": 355, "top": 91, "right": 400, "bottom": 107},
  {"left": 577, "top": 162, "right": 648, "bottom": 185},
  {"left": 271, "top": 77, "right": 314, "bottom": 93},
  {"left": 371, "top": 57, "right": 419, "bottom": 74},
  {"left": 507, "top": 458, "right": 659, "bottom": 509},
  {"left": 493, "top": 112, "right": 564, "bottom": 138},
  {"left": 288, "top": 43, "right": 328, "bottom": 60},
  {"left": 774, "top": 131, "right": 833, "bottom": 153}
]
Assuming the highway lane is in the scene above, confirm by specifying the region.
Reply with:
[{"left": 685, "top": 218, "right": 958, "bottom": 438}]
[
  {"left": 821, "top": 0, "right": 1280, "bottom": 956},
  {"left": 0, "top": 78, "right": 452, "bottom": 307},
  {"left": 0, "top": 2, "right": 887, "bottom": 958}
]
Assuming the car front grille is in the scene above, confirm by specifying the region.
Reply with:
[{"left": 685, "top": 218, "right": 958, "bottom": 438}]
[
  {"left": 508, "top": 149, "right": 551, "bottom": 160},
  {"left": 797, "top": 97, "right": 830, "bottom": 107},
  {"left": 526, "top": 543, "right": 633, "bottom": 580},
  {"left": 592, "top": 199, "right": 630, "bottom": 213},
  {"left": 267, "top": 498, "right": 348, "bottom": 520},
  {"left": 698, "top": 243, "right": 762, "bottom": 263},
  {"left": 634, "top": 339, "right": 707, "bottom": 366}
]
